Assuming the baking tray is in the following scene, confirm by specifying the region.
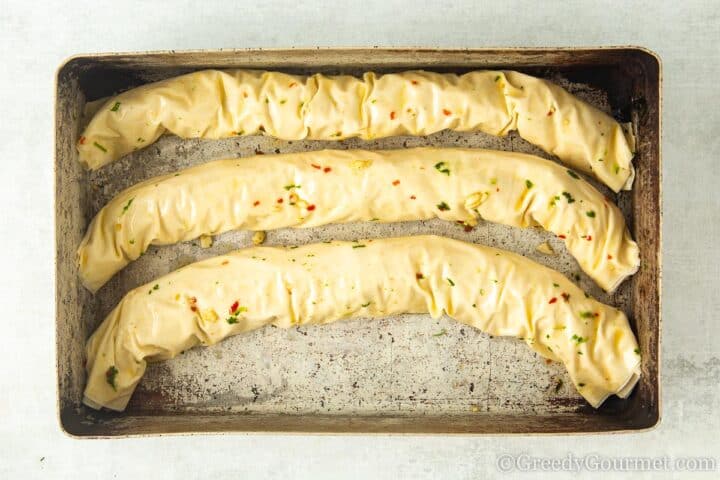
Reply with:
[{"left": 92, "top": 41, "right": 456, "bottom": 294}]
[{"left": 55, "top": 48, "right": 661, "bottom": 436}]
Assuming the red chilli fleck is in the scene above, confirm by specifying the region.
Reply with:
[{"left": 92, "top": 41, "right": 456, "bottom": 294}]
[
  {"left": 561, "top": 293, "right": 570, "bottom": 302},
  {"left": 311, "top": 163, "right": 322, "bottom": 170},
  {"left": 586, "top": 235, "right": 593, "bottom": 241},
  {"left": 463, "top": 224, "right": 474, "bottom": 232},
  {"left": 390, "top": 111, "right": 397, "bottom": 120},
  {"left": 307, "top": 204, "right": 316, "bottom": 211},
  {"left": 410, "top": 195, "right": 417, "bottom": 200},
  {"left": 323, "top": 167, "right": 332, "bottom": 173},
  {"left": 411, "top": 80, "right": 419, "bottom": 85},
  {"left": 188, "top": 296, "right": 198, "bottom": 313},
  {"left": 243, "top": 92, "right": 248, "bottom": 98},
  {"left": 547, "top": 110, "right": 554, "bottom": 116},
  {"left": 392, "top": 179, "right": 400, "bottom": 186},
  {"left": 442, "top": 109, "right": 452, "bottom": 116},
  {"left": 79, "top": 136, "right": 86, "bottom": 145},
  {"left": 416, "top": 273, "right": 424, "bottom": 280},
  {"left": 230, "top": 301, "right": 239, "bottom": 314},
  {"left": 558, "top": 234, "right": 567, "bottom": 239},
  {"left": 288, "top": 82, "right": 297, "bottom": 87},
  {"left": 277, "top": 198, "right": 284, "bottom": 204},
  {"left": 607, "top": 254, "right": 613, "bottom": 260},
  {"left": 253, "top": 200, "right": 260, "bottom": 206},
  {"left": 549, "top": 297, "right": 558, "bottom": 304},
  {"left": 221, "top": 260, "right": 229, "bottom": 265}
]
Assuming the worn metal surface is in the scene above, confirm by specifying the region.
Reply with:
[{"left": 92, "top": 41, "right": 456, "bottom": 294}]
[{"left": 55, "top": 48, "right": 660, "bottom": 436}]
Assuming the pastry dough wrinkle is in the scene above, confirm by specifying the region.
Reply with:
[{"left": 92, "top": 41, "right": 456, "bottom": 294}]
[
  {"left": 77, "top": 69, "right": 635, "bottom": 191},
  {"left": 82, "top": 236, "right": 641, "bottom": 411},
  {"left": 77, "top": 148, "right": 639, "bottom": 293}
]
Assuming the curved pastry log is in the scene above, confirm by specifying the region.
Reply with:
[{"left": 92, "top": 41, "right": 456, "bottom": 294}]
[
  {"left": 77, "top": 69, "right": 635, "bottom": 191},
  {"left": 83, "top": 235, "right": 641, "bottom": 411},
  {"left": 77, "top": 148, "right": 639, "bottom": 293}
]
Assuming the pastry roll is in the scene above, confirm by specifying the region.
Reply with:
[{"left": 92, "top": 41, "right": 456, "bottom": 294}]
[
  {"left": 83, "top": 235, "right": 641, "bottom": 411},
  {"left": 77, "top": 69, "right": 635, "bottom": 192},
  {"left": 77, "top": 148, "right": 639, "bottom": 293}
]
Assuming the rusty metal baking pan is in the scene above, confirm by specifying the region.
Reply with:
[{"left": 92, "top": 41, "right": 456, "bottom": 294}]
[{"left": 55, "top": 47, "right": 661, "bottom": 437}]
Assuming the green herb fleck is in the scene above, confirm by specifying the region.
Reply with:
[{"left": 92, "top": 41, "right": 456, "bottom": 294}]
[
  {"left": 110, "top": 101, "right": 121, "bottom": 112},
  {"left": 436, "top": 201, "right": 450, "bottom": 211},
  {"left": 614, "top": 164, "right": 620, "bottom": 174},
  {"left": 553, "top": 283, "right": 559, "bottom": 288},
  {"left": 562, "top": 191, "right": 576, "bottom": 203},
  {"left": 479, "top": 288, "right": 485, "bottom": 295},
  {"left": 279, "top": 99, "right": 287, "bottom": 104},
  {"left": 433, "top": 329, "right": 448, "bottom": 337},
  {"left": 567, "top": 169, "right": 580, "bottom": 179},
  {"left": 129, "top": 239, "right": 135, "bottom": 245},
  {"left": 352, "top": 244, "right": 366, "bottom": 249},
  {"left": 284, "top": 184, "right": 301, "bottom": 191},
  {"left": 490, "top": 177, "right": 498, "bottom": 185},
  {"left": 447, "top": 278, "right": 455, "bottom": 286},
  {"left": 578, "top": 382, "right": 585, "bottom": 387},
  {"left": 634, "top": 348, "right": 641, "bottom": 355},
  {"left": 525, "top": 179, "right": 534, "bottom": 189},
  {"left": 93, "top": 141, "right": 107, "bottom": 152},
  {"left": 226, "top": 306, "right": 247, "bottom": 324},
  {"left": 105, "top": 366, "right": 119, "bottom": 391},
  {"left": 361, "top": 301, "right": 371, "bottom": 308},
  {"left": 148, "top": 283, "right": 159, "bottom": 295},
  {"left": 571, "top": 334, "right": 589, "bottom": 344},
  {"left": 586, "top": 210, "right": 596, "bottom": 218},
  {"left": 494, "top": 75, "right": 501, "bottom": 82},
  {"left": 120, "top": 198, "right": 134, "bottom": 215},
  {"left": 434, "top": 161, "right": 450, "bottom": 175},
  {"left": 579, "top": 311, "right": 593, "bottom": 319},
  {"left": 555, "top": 379, "right": 563, "bottom": 392}
]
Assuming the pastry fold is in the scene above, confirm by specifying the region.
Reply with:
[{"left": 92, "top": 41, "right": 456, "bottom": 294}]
[
  {"left": 77, "top": 69, "right": 635, "bottom": 191},
  {"left": 83, "top": 235, "right": 641, "bottom": 411},
  {"left": 78, "top": 148, "right": 639, "bottom": 293}
]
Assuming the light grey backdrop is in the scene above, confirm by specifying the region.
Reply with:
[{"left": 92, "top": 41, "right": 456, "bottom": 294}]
[{"left": 1, "top": 0, "right": 717, "bottom": 478}]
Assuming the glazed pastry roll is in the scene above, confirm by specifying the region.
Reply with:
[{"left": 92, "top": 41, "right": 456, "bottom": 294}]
[
  {"left": 83, "top": 235, "right": 641, "bottom": 411},
  {"left": 77, "top": 148, "right": 639, "bottom": 293},
  {"left": 77, "top": 69, "right": 635, "bottom": 191}
]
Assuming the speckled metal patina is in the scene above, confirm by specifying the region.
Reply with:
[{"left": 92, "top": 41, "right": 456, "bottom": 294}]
[{"left": 55, "top": 47, "right": 660, "bottom": 436}]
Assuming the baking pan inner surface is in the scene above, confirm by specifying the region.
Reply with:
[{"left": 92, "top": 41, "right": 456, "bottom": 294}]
[{"left": 60, "top": 65, "right": 635, "bottom": 420}]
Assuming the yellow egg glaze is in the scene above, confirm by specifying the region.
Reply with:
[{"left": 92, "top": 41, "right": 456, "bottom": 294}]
[
  {"left": 83, "top": 235, "right": 640, "bottom": 411},
  {"left": 77, "top": 69, "right": 635, "bottom": 191},
  {"left": 78, "top": 148, "right": 639, "bottom": 293}
]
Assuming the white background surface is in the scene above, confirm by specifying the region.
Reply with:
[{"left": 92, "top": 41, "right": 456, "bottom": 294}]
[{"left": 1, "top": 0, "right": 718, "bottom": 478}]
